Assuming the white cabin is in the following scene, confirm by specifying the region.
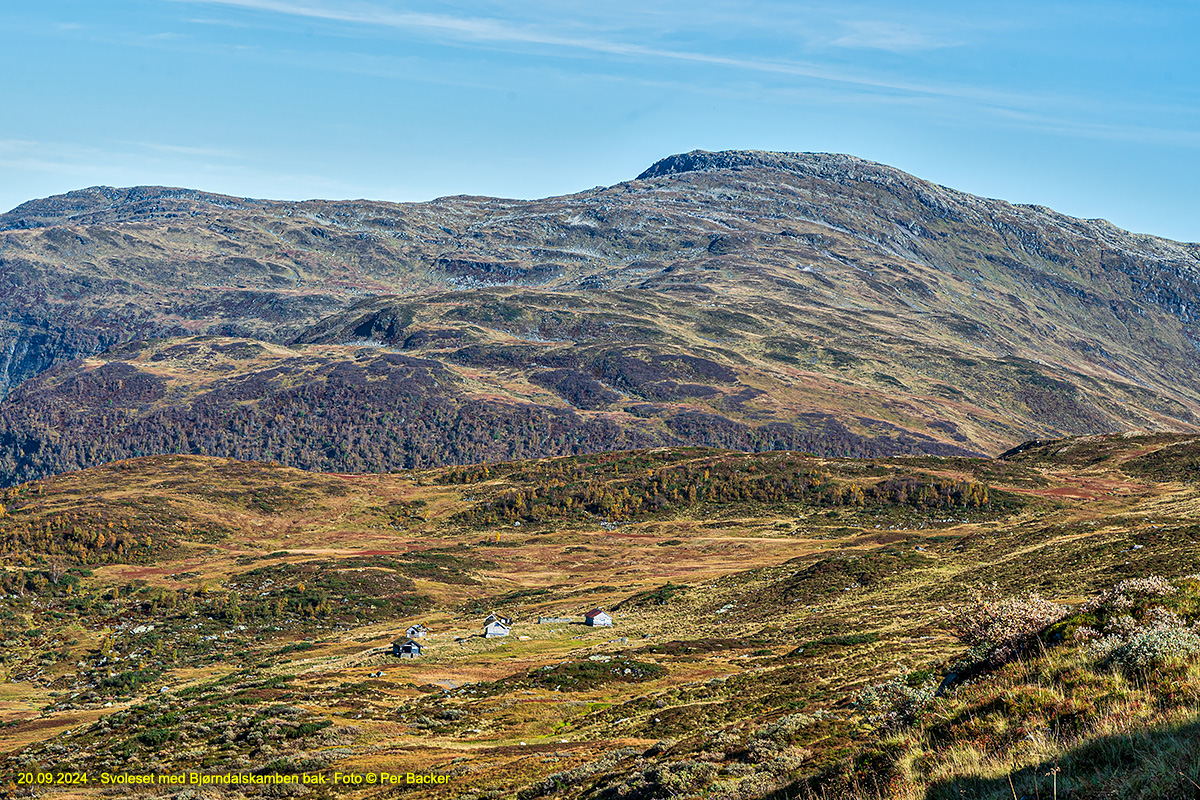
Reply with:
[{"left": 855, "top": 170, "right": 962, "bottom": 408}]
[
  {"left": 484, "top": 620, "right": 511, "bottom": 638},
  {"left": 584, "top": 608, "right": 613, "bottom": 627}
]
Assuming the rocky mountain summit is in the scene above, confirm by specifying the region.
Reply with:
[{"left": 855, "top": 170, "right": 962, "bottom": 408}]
[{"left": 1, "top": 150, "right": 1198, "bottom": 483}]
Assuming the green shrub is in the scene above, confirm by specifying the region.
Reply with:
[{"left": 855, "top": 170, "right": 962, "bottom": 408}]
[
  {"left": 1094, "top": 625, "right": 1200, "bottom": 675},
  {"left": 136, "top": 728, "right": 174, "bottom": 747},
  {"left": 852, "top": 678, "right": 937, "bottom": 729},
  {"left": 530, "top": 659, "right": 666, "bottom": 691}
]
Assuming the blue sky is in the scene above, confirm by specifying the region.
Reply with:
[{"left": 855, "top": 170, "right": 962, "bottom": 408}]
[{"left": 2, "top": 1, "right": 1197, "bottom": 240}]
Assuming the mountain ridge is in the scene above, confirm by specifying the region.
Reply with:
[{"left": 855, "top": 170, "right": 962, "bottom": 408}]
[
  {"left": 640, "top": 149, "right": 1199, "bottom": 246},
  {"left": 1, "top": 150, "right": 1198, "bottom": 482},
  {"left": 8, "top": 150, "right": 1196, "bottom": 248},
  {"left": 0, "top": 184, "right": 276, "bottom": 229}
]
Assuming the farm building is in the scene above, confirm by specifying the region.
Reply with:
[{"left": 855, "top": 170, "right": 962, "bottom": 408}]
[
  {"left": 406, "top": 623, "right": 428, "bottom": 639},
  {"left": 484, "top": 619, "right": 511, "bottom": 638},
  {"left": 584, "top": 608, "right": 613, "bottom": 627},
  {"left": 392, "top": 638, "right": 423, "bottom": 658}
]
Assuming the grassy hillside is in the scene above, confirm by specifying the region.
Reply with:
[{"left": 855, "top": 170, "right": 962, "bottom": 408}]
[{"left": 1, "top": 433, "right": 1198, "bottom": 798}]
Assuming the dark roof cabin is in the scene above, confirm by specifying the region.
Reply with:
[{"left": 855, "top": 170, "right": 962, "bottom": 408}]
[{"left": 392, "top": 638, "right": 423, "bottom": 658}]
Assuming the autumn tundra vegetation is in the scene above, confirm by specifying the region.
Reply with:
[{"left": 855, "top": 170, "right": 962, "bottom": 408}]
[{"left": 0, "top": 434, "right": 1196, "bottom": 799}]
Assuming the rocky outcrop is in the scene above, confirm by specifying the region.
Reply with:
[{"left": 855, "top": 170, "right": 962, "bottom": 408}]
[{"left": 0, "top": 319, "right": 120, "bottom": 398}]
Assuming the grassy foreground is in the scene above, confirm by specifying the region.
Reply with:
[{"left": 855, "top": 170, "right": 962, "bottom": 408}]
[{"left": 0, "top": 433, "right": 1198, "bottom": 799}]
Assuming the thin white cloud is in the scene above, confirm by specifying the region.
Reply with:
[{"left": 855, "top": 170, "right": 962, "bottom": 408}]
[
  {"left": 0, "top": 138, "right": 365, "bottom": 207},
  {"left": 0, "top": 139, "right": 44, "bottom": 152},
  {"left": 0, "top": 139, "right": 105, "bottom": 169},
  {"left": 169, "top": 0, "right": 1038, "bottom": 106},
  {"left": 183, "top": 15, "right": 255, "bottom": 27},
  {"left": 0, "top": 157, "right": 114, "bottom": 179},
  {"left": 172, "top": 0, "right": 594, "bottom": 45},
  {"left": 831, "top": 21, "right": 960, "bottom": 52},
  {"left": 134, "top": 141, "right": 240, "bottom": 158},
  {"left": 991, "top": 108, "right": 1200, "bottom": 148},
  {"left": 1, "top": 139, "right": 241, "bottom": 166}
]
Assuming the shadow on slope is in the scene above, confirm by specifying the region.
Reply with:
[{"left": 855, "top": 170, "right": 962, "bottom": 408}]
[{"left": 925, "top": 719, "right": 1200, "bottom": 800}]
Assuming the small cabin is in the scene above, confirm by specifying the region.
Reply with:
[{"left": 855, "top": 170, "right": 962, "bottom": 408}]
[
  {"left": 584, "top": 608, "right": 613, "bottom": 627},
  {"left": 406, "top": 623, "right": 428, "bottom": 639},
  {"left": 392, "top": 638, "right": 423, "bottom": 658},
  {"left": 483, "top": 620, "right": 511, "bottom": 638}
]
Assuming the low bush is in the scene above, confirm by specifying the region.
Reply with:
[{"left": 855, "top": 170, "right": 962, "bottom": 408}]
[
  {"left": 530, "top": 658, "right": 666, "bottom": 691},
  {"left": 947, "top": 585, "right": 1067, "bottom": 667},
  {"left": 1099, "top": 625, "right": 1200, "bottom": 674},
  {"left": 852, "top": 678, "right": 937, "bottom": 729}
]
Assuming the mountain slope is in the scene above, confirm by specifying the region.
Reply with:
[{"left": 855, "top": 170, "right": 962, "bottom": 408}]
[{"left": 1, "top": 150, "right": 1198, "bottom": 482}]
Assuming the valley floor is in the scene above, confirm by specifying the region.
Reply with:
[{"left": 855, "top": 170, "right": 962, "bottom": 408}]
[{"left": 1, "top": 434, "right": 1198, "bottom": 799}]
